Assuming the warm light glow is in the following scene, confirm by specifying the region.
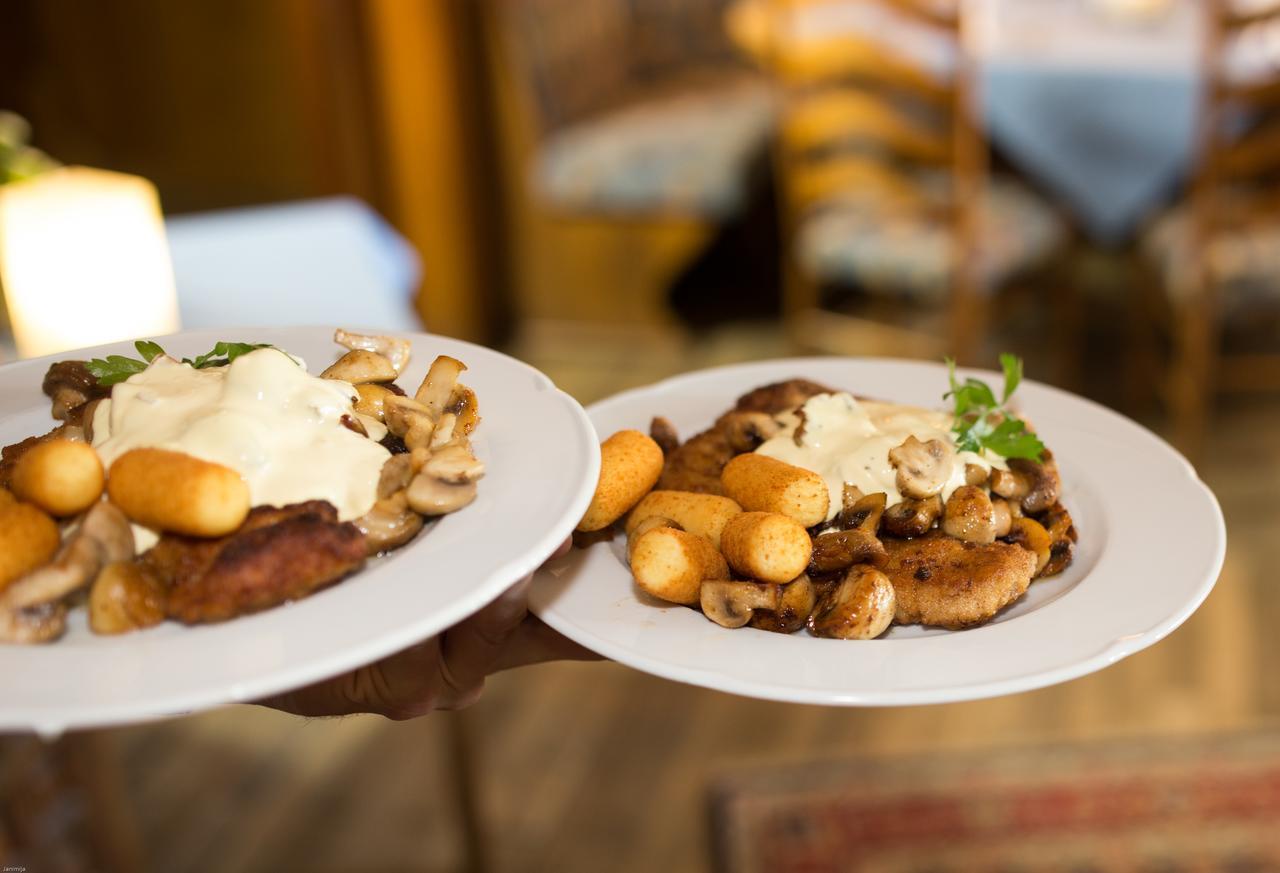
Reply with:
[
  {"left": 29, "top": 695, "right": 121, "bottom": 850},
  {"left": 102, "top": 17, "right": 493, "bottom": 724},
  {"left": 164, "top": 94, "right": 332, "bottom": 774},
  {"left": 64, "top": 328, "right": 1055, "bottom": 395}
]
[{"left": 0, "top": 166, "right": 181, "bottom": 358}]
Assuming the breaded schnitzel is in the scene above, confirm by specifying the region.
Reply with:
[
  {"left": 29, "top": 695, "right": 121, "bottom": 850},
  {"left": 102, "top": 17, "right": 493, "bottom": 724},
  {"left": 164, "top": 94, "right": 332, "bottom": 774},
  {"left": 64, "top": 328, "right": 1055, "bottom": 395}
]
[
  {"left": 656, "top": 379, "right": 833, "bottom": 494},
  {"left": 144, "top": 501, "right": 366, "bottom": 624},
  {"left": 881, "top": 533, "right": 1036, "bottom": 630}
]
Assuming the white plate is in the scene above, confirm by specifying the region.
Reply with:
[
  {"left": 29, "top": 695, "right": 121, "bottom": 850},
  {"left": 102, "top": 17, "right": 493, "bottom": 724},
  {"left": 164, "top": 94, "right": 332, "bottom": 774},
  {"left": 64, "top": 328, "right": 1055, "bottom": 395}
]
[
  {"left": 530, "top": 358, "right": 1225, "bottom": 706},
  {"left": 0, "top": 326, "right": 599, "bottom": 734}
]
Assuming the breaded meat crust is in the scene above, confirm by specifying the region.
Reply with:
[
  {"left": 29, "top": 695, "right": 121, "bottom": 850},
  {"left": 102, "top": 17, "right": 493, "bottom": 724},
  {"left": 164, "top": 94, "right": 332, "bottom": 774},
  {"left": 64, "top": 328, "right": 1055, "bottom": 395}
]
[
  {"left": 657, "top": 379, "right": 833, "bottom": 494},
  {"left": 882, "top": 534, "right": 1037, "bottom": 630},
  {"left": 145, "top": 501, "right": 366, "bottom": 624}
]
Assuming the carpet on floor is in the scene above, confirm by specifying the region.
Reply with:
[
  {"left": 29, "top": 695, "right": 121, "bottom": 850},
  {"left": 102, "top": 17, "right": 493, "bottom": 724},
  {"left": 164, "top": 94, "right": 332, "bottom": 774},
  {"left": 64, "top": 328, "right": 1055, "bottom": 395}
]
[{"left": 710, "top": 729, "right": 1280, "bottom": 873}]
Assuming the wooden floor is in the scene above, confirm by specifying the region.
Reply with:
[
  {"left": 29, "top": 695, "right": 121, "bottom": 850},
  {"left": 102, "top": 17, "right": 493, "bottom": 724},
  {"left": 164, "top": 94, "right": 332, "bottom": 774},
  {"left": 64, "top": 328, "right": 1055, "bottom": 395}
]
[{"left": 95, "top": 320, "right": 1279, "bottom": 873}]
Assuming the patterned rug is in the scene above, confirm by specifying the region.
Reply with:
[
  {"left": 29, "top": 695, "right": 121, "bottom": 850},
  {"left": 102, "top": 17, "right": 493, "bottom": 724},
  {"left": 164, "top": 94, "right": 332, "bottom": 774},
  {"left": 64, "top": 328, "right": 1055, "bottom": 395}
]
[{"left": 710, "top": 730, "right": 1280, "bottom": 873}]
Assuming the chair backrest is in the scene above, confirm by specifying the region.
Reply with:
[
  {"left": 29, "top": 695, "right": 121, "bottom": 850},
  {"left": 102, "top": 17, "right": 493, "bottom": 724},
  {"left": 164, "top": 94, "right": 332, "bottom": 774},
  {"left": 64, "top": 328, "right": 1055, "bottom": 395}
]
[
  {"left": 767, "top": 0, "right": 984, "bottom": 291},
  {"left": 1193, "top": 2, "right": 1280, "bottom": 233},
  {"left": 492, "top": 0, "right": 745, "bottom": 135}
]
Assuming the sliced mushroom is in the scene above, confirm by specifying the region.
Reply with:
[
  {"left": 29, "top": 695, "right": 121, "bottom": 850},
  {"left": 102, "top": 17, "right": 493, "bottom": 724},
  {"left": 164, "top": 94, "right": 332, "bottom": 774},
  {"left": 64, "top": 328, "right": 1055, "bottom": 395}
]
[
  {"left": 384, "top": 394, "right": 433, "bottom": 438},
  {"left": 750, "top": 573, "right": 818, "bottom": 634},
  {"left": 809, "top": 529, "right": 887, "bottom": 573},
  {"left": 840, "top": 483, "right": 865, "bottom": 518},
  {"left": 1009, "top": 452, "right": 1061, "bottom": 514},
  {"left": 649, "top": 417, "right": 680, "bottom": 455},
  {"left": 889, "top": 436, "right": 954, "bottom": 500},
  {"left": 423, "top": 445, "right": 485, "bottom": 484},
  {"left": 42, "top": 360, "right": 109, "bottom": 423},
  {"left": 942, "top": 485, "right": 998, "bottom": 544},
  {"left": 991, "top": 499, "right": 1013, "bottom": 538},
  {"left": 445, "top": 385, "right": 481, "bottom": 437},
  {"left": 355, "top": 491, "right": 426, "bottom": 555},
  {"left": 376, "top": 454, "right": 415, "bottom": 499},
  {"left": 429, "top": 413, "right": 457, "bottom": 449},
  {"left": 700, "top": 580, "right": 781, "bottom": 629},
  {"left": 88, "top": 561, "right": 166, "bottom": 635},
  {"left": 721, "top": 412, "right": 780, "bottom": 454},
  {"left": 354, "top": 383, "right": 395, "bottom": 422},
  {"left": 989, "top": 468, "right": 1029, "bottom": 500},
  {"left": 321, "top": 349, "right": 398, "bottom": 384},
  {"left": 80, "top": 398, "right": 104, "bottom": 443},
  {"left": 2, "top": 502, "right": 135, "bottom": 610},
  {"left": 415, "top": 356, "right": 466, "bottom": 419},
  {"left": 0, "top": 601, "right": 67, "bottom": 643},
  {"left": 334, "top": 329, "right": 412, "bottom": 375},
  {"left": 881, "top": 495, "right": 943, "bottom": 538},
  {"left": 840, "top": 491, "right": 887, "bottom": 533},
  {"left": 807, "top": 565, "right": 896, "bottom": 640},
  {"left": 964, "top": 463, "right": 989, "bottom": 486},
  {"left": 1005, "top": 517, "right": 1052, "bottom": 576},
  {"left": 407, "top": 473, "right": 477, "bottom": 516}
]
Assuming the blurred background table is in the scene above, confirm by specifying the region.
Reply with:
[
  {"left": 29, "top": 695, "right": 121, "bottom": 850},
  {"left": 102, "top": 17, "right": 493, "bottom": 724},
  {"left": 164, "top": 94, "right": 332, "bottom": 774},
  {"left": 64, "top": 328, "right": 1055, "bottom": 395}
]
[{"left": 728, "top": 0, "right": 1280, "bottom": 243}]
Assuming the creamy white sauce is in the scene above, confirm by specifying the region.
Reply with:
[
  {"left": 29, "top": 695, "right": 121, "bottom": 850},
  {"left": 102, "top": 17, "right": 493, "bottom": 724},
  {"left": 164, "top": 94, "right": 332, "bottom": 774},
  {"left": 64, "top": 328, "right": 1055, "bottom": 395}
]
[
  {"left": 92, "top": 348, "right": 390, "bottom": 524},
  {"left": 755, "top": 392, "right": 1006, "bottom": 520}
]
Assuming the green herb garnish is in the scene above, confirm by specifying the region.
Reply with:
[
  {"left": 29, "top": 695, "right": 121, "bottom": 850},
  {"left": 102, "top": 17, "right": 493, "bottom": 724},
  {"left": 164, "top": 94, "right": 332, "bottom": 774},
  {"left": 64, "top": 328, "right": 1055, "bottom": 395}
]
[
  {"left": 944, "top": 353, "right": 1045, "bottom": 462},
  {"left": 86, "top": 340, "right": 276, "bottom": 386}
]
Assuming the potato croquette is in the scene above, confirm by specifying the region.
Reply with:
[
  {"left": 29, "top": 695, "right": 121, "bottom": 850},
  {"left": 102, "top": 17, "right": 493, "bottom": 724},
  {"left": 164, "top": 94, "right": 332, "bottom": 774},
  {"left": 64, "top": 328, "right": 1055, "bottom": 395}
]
[
  {"left": 625, "top": 490, "right": 742, "bottom": 549},
  {"left": 577, "top": 430, "right": 664, "bottom": 532},
  {"left": 720, "top": 511, "right": 812, "bottom": 584},
  {"left": 721, "top": 453, "right": 829, "bottom": 528}
]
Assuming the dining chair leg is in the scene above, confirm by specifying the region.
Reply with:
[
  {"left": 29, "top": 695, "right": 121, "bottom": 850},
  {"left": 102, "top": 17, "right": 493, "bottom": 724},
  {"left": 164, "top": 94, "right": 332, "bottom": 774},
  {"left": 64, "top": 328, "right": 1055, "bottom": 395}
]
[
  {"left": 447, "top": 709, "right": 490, "bottom": 873},
  {"left": 1170, "top": 287, "right": 1218, "bottom": 466},
  {"left": 1125, "top": 259, "right": 1166, "bottom": 414},
  {"left": 61, "top": 730, "right": 144, "bottom": 873},
  {"left": 948, "top": 279, "right": 987, "bottom": 366}
]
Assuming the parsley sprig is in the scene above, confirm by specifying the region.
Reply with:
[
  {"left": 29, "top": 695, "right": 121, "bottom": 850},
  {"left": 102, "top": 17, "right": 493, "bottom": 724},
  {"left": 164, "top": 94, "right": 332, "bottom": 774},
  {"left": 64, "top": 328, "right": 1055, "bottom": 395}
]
[
  {"left": 944, "top": 353, "right": 1045, "bottom": 462},
  {"left": 86, "top": 340, "right": 275, "bottom": 386}
]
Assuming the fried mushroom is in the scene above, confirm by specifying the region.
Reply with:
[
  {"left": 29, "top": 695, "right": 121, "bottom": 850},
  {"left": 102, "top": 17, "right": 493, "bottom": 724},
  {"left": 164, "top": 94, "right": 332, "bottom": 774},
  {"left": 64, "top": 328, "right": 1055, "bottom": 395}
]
[
  {"left": 320, "top": 349, "right": 398, "bottom": 384},
  {"left": 809, "top": 529, "right": 887, "bottom": 573},
  {"left": 334, "top": 329, "right": 411, "bottom": 375},
  {"left": 807, "top": 565, "right": 896, "bottom": 640},
  {"left": 839, "top": 491, "right": 886, "bottom": 533},
  {"left": 407, "top": 475, "right": 477, "bottom": 516},
  {"left": 700, "top": 580, "right": 780, "bottom": 629},
  {"left": 942, "top": 485, "right": 998, "bottom": 544},
  {"left": 882, "top": 495, "right": 943, "bottom": 538},
  {"left": 888, "top": 436, "right": 954, "bottom": 499},
  {"left": 749, "top": 573, "right": 818, "bottom": 634}
]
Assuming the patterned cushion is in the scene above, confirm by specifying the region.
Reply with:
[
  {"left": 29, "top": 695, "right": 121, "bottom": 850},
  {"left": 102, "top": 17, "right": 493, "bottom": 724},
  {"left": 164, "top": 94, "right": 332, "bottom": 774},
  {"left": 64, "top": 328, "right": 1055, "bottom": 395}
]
[
  {"left": 793, "top": 174, "right": 1064, "bottom": 301},
  {"left": 533, "top": 79, "right": 776, "bottom": 217},
  {"left": 1144, "top": 207, "right": 1280, "bottom": 309}
]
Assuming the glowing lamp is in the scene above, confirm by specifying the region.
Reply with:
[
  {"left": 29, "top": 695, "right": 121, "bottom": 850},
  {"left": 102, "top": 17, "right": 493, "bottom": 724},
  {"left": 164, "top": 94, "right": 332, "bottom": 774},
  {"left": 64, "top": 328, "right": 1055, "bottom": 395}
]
[{"left": 0, "top": 166, "right": 181, "bottom": 358}]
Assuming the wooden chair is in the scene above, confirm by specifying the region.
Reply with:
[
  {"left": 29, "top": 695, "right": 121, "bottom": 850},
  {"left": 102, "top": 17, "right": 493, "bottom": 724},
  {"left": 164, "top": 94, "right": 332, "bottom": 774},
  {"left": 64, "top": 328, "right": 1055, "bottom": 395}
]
[
  {"left": 768, "top": 0, "right": 1065, "bottom": 363},
  {"left": 483, "top": 0, "right": 777, "bottom": 332},
  {"left": 1143, "top": 1, "right": 1280, "bottom": 458}
]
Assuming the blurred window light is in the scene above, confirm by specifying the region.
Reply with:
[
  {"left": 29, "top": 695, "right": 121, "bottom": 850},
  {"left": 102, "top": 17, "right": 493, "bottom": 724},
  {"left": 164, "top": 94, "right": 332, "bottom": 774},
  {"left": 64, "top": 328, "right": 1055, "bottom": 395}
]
[{"left": 0, "top": 166, "right": 181, "bottom": 358}]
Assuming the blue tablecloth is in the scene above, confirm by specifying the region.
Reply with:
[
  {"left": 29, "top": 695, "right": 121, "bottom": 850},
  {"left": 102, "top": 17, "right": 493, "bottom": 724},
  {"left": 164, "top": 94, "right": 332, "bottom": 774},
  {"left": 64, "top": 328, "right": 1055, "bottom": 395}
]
[{"left": 982, "top": 66, "right": 1201, "bottom": 244}]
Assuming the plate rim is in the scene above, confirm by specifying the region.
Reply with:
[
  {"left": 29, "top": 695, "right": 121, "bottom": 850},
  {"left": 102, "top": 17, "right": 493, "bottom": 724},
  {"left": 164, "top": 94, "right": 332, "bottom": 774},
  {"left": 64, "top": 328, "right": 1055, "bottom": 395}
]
[
  {"left": 531, "top": 356, "right": 1226, "bottom": 706},
  {"left": 0, "top": 325, "right": 601, "bottom": 734}
]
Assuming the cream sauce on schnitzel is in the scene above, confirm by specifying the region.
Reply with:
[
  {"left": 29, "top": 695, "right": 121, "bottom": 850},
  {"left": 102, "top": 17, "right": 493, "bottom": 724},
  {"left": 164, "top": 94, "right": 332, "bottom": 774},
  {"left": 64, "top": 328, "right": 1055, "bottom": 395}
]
[
  {"left": 755, "top": 392, "right": 1006, "bottom": 519},
  {"left": 91, "top": 348, "right": 389, "bottom": 529}
]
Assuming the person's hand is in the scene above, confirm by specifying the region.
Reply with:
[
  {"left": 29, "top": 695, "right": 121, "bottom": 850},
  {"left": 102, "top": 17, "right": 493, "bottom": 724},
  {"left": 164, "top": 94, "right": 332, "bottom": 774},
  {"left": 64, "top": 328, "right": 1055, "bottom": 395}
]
[{"left": 258, "top": 540, "right": 595, "bottom": 719}]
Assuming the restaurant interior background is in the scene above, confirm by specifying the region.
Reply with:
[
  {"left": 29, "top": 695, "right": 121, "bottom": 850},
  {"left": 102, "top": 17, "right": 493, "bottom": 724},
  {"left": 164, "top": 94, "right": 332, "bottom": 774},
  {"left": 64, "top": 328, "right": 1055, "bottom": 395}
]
[{"left": 2, "top": 0, "right": 1280, "bottom": 870}]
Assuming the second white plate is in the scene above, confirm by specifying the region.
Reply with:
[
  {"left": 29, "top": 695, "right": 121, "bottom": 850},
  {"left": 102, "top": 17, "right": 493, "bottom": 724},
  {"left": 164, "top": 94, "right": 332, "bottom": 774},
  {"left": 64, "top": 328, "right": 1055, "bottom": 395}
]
[
  {"left": 0, "top": 326, "right": 600, "bottom": 734},
  {"left": 530, "top": 358, "right": 1225, "bottom": 706}
]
